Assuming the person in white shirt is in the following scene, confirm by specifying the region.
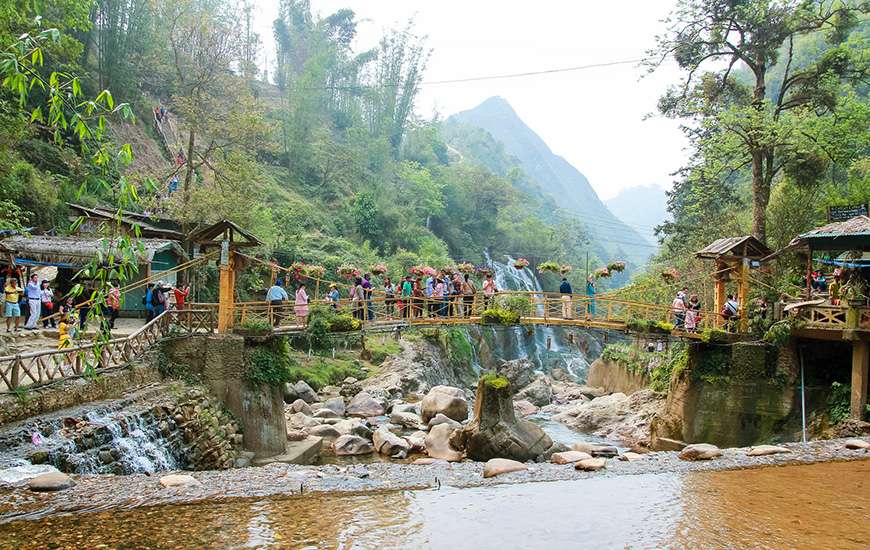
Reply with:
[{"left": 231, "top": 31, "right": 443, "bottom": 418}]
[
  {"left": 24, "top": 274, "right": 42, "bottom": 330},
  {"left": 671, "top": 291, "right": 687, "bottom": 328}
]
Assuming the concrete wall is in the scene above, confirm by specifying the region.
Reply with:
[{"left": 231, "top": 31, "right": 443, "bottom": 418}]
[{"left": 586, "top": 358, "right": 650, "bottom": 395}]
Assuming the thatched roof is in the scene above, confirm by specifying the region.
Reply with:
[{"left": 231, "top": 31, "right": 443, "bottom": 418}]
[
  {"left": 189, "top": 219, "right": 262, "bottom": 249},
  {"left": 1, "top": 235, "right": 186, "bottom": 267},
  {"left": 68, "top": 203, "right": 184, "bottom": 240},
  {"left": 696, "top": 236, "right": 771, "bottom": 260},
  {"left": 788, "top": 215, "right": 870, "bottom": 251}
]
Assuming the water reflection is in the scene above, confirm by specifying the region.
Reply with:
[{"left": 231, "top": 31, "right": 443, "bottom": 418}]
[{"left": 1, "top": 460, "right": 867, "bottom": 549}]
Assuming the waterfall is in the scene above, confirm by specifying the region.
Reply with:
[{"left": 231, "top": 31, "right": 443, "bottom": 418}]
[{"left": 481, "top": 251, "right": 606, "bottom": 381}]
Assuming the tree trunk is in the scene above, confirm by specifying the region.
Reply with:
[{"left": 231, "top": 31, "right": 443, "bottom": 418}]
[
  {"left": 750, "top": 149, "right": 770, "bottom": 243},
  {"left": 183, "top": 128, "right": 195, "bottom": 205}
]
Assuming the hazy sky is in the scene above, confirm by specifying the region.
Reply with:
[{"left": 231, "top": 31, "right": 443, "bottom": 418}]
[{"left": 255, "top": 1, "right": 686, "bottom": 200}]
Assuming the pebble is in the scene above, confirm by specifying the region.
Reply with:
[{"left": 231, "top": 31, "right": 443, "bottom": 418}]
[
  {"left": 746, "top": 445, "right": 790, "bottom": 456},
  {"left": 159, "top": 474, "right": 200, "bottom": 488},
  {"left": 679, "top": 443, "right": 722, "bottom": 461},
  {"left": 574, "top": 458, "right": 606, "bottom": 471}
]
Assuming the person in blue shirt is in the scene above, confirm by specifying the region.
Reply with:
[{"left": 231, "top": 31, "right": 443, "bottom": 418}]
[
  {"left": 266, "top": 278, "right": 289, "bottom": 326},
  {"left": 585, "top": 275, "right": 596, "bottom": 319},
  {"left": 144, "top": 284, "right": 155, "bottom": 322},
  {"left": 559, "top": 277, "right": 573, "bottom": 319}
]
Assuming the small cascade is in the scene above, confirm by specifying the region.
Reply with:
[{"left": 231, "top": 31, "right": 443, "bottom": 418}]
[{"left": 481, "top": 251, "right": 610, "bottom": 381}]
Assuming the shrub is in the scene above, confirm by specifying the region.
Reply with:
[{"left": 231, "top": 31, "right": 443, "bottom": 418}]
[
  {"left": 287, "top": 356, "right": 367, "bottom": 390},
  {"left": 480, "top": 308, "right": 520, "bottom": 325},
  {"left": 828, "top": 381, "right": 852, "bottom": 424},
  {"left": 238, "top": 319, "right": 272, "bottom": 333},
  {"left": 246, "top": 345, "right": 294, "bottom": 387},
  {"left": 494, "top": 294, "right": 532, "bottom": 317},
  {"left": 329, "top": 313, "right": 361, "bottom": 332}
]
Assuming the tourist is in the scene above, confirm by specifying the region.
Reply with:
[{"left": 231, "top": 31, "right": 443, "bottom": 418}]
[
  {"left": 173, "top": 283, "right": 189, "bottom": 311},
  {"left": 362, "top": 273, "right": 374, "bottom": 321},
  {"left": 585, "top": 275, "right": 596, "bottom": 319},
  {"left": 294, "top": 283, "right": 309, "bottom": 325},
  {"left": 483, "top": 273, "right": 497, "bottom": 309},
  {"left": 433, "top": 276, "right": 445, "bottom": 317},
  {"left": 559, "top": 277, "right": 573, "bottom": 319},
  {"left": 401, "top": 276, "right": 413, "bottom": 319},
  {"left": 672, "top": 291, "right": 687, "bottom": 328},
  {"left": 722, "top": 294, "right": 739, "bottom": 331},
  {"left": 756, "top": 297, "right": 768, "bottom": 320},
  {"left": 4, "top": 277, "right": 22, "bottom": 332},
  {"left": 350, "top": 277, "right": 364, "bottom": 321},
  {"left": 24, "top": 274, "right": 41, "bottom": 330},
  {"left": 451, "top": 273, "right": 463, "bottom": 317},
  {"left": 153, "top": 282, "right": 167, "bottom": 317},
  {"left": 266, "top": 278, "right": 289, "bottom": 327},
  {"left": 168, "top": 175, "right": 179, "bottom": 196},
  {"left": 425, "top": 274, "right": 435, "bottom": 316},
  {"left": 412, "top": 279, "right": 424, "bottom": 318},
  {"left": 327, "top": 284, "right": 340, "bottom": 310},
  {"left": 384, "top": 278, "right": 395, "bottom": 318},
  {"left": 144, "top": 283, "right": 155, "bottom": 322},
  {"left": 462, "top": 274, "right": 476, "bottom": 318},
  {"left": 40, "top": 280, "right": 56, "bottom": 328},
  {"left": 104, "top": 281, "right": 120, "bottom": 329},
  {"left": 685, "top": 294, "right": 701, "bottom": 332},
  {"left": 77, "top": 288, "right": 92, "bottom": 331},
  {"left": 442, "top": 274, "right": 451, "bottom": 317}
]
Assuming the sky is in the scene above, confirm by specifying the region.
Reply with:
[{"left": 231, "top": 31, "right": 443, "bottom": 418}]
[{"left": 254, "top": 1, "right": 687, "bottom": 200}]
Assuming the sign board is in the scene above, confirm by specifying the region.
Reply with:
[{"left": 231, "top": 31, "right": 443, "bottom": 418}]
[{"left": 828, "top": 203, "right": 868, "bottom": 222}]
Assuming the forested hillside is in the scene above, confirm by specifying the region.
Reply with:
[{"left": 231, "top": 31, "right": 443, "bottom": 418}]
[
  {"left": 0, "top": 0, "right": 618, "bottom": 294},
  {"left": 444, "top": 97, "right": 654, "bottom": 267}
]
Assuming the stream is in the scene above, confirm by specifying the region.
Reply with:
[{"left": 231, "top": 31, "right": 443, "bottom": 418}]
[{"left": 1, "top": 459, "right": 867, "bottom": 549}]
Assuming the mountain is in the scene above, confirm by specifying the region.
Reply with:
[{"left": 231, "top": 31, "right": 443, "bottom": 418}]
[
  {"left": 605, "top": 185, "right": 669, "bottom": 245},
  {"left": 443, "top": 96, "right": 653, "bottom": 266}
]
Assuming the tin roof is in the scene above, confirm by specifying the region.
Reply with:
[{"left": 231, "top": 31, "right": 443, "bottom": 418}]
[{"left": 696, "top": 236, "right": 772, "bottom": 259}]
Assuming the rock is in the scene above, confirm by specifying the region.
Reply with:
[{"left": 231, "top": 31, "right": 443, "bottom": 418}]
[
  {"left": 320, "top": 385, "right": 341, "bottom": 397},
  {"left": 346, "top": 392, "right": 385, "bottom": 418},
  {"left": 618, "top": 452, "right": 643, "bottom": 462},
  {"left": 333, "top": 434, "right": 374, "bottom": 456},
  {"left": 27, "top": 472, "right": 74, "bottom": 492},
  {"left": 515, "top": 376, "right": 553, "bottom": 407},
  {"left": 254, "top": 437, "right": 323, "bottom": 466},
  {"left": 340, "top": 379, "right": 363, "bottom": 398},
  {"left": 308, "top": 425, "right": 341, "bottom": 440},
  {"left": 333, "top": 419, "right": 373, "bottom": 439},
  {"left": 495, "top": 359, "right": 536, "bottom": 390},
  {"left": 557, "top": 389, "right": 662, "bottom": 448},
  {"left": 293, "top": 381, "right": 318, "bottom": 404},
  {"left": 424, "top": 423, "right": 463, "bottom": 462},
  {"left": 427, "top": 413, "right": 462, "bottom": 431},
  {"left": 454, "top": 376, "right": 558, "bottom": 463},
  {"left": 746, "top": 445, "right": 791, "bottom": 456},
  {"left": 421, "top": 386, "right": 468, "bottom": 424},
  {"left": 0, "top": 464, "right": 60, "bottom": 486},
  {"left": 158, "top": 474, "right": 199, "bottom": 488},
  {"left": 313, "top": 408, "right": 341, "bottom": 419},
  {"left": 845, "top": 439, "right": 870, "bottom": 450},
  {"left": 483, "top": 458, "right": 528, "bottom": 478},
  {"left": 392, "top": 403, "right": 420, "bottom": 415},
  {"left": 320, "top": 418, "right": 342, "bottom": 426},
  {"left": 513, "top": 400, "right": 539, "bottom": 417},
  {"left": 289, "top": 399, "right": 312, "bottom": 415},
  {"left": 407, "top": 431, "right": 427, "bottom": 452},
  {"left": 390, "top": 411, "right": 425, "bottom": 430},
  {"left": 373, "top": 427, "right": 411, "bottom": 458},
  {"left": 287, "top": 412, "right": 320, "bottom": 429},
  {"left": 286, "top": 429, "right": 309, "bottom": 441},
  {"left": 28, "top": 450, "right": 49, "bottom": 465},
  {"left": 322, "top": 397, "right": 346, "bottom": 416},
  {"left": 654, "top": 437, "right": 688, "bottom": 451},
  {"left": 550, "top": 451, "right": 593, "bottom": 464},
  {"left": 412, "top": 458, "right": 443, "bottom": 465},
  {"left": 575, "top": 458, "right": 607, "bottom": 471},
  {"left": 343, "top": 377, "right": 359, "bottom": 385},
  {"left": 98, "top": 450, "right": 114, "bottom": 465},
  {"left": 679, "top": 443, "right": 722, "bottom": 461}
]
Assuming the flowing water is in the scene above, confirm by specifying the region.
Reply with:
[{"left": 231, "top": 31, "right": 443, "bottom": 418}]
[
  {"left": 481, "top": 252, "right": 610, "bottom": 381},
  {"left": 1, "top": 460, "right": 867, "bottom": 549}
]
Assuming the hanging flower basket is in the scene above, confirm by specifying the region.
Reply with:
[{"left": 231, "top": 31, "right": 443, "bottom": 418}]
[
  {"left": 409, "top": 265, "right": 436, "bottom": 277},
  {"left": 441, "top": 265, "right": 457, "bottom": 276},
  {"left": 457, "top": 262, "right": 475, "bottom": 274},
  {"left": 607, "top": 261, "right": 626, "bottom": 273},
  {"left": 288, "top": 261, "right": 306, "bottom": 282},
  {"left": 370, "top": 263, "right": 388, "bottom": 276},
  {"left": 559, "top": 264, "right": 572, "bottom": 275},
  {"left": 661, "top": 267, "right": 680, "bottom": 283},
  {"left": 303, "top": 265, "right": 326, "bottom": 278},
  {"left": 513, "top": 258, "right": 530, "bottom": 270},
  {"left": 337, "top": 265, "right": 359, "bottom": 280},
  {"left": 475, "top": 266, "right": 492, "bottom": 277},
  {"left": 537, "top": 261, "right": 561, "bottom": 274},
  {"left": 593, "top": 267, "right": 611, "bottom": 279}
]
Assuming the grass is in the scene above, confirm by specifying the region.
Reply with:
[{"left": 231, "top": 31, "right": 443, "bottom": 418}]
[
  {"left": 286, "top": 352, "right": 367, "bottom": 391},
  {"left": 481, "top": 372, "right": 510, "bottom": 389}
]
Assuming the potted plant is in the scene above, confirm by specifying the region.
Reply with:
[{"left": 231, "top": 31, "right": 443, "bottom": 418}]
[
  {"left": 288, "top": 261, "right": 306, "bottom": 282},
  {"left": 537, "top": 261, "right": 561, "bottom": 274},
  {"left": 457, "top": 262, "right": 475, "bottom": 274},
  {"left": 337, "top": 265, "right": 358, "bottom": 280},
  {"left": 661, "top": 267, "right": 680, "bottom": 283},
  {"left": 843, "top": 277, "right": 867, "bottom": 307},
  {"left": 607, "top": 261, "right": 626, "bottom": 273},
  {"left": 559, "top": 264, "right": 572, "bottom": 275},
  {"left": 304, "top": 264, "right": 326, "bottom": 279},
  {"left": 235, "top": 319, "right": 273, "bottom": 341},
  {"left": 593, "top": 266, "right": 611, "bottom": 279},
  {"left": 441, "top": 265, "right": 456, "bottom": 276},
  {"left": 513, "top": 258, "right": 530, "bottom": 270},
  {"left": 370, "top": 263, "right": 387, "bottom": 276}
]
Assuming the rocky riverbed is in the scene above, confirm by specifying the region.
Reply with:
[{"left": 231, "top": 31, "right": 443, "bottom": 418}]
[{"left": 0, "top": 437, "right": 867, "bottom": 520}]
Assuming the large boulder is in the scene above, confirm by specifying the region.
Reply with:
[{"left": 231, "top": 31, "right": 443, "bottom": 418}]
[
  {"left": 390, "top": 411, "right": 425, "bottom": 430},
  {"left": 373, "top": 427, "right": 411, "bottom": 458},
  {"left": 27, "top": 472, "right": 75, "bottom": 492},
  {"left": 483, "top": 458, "right": 528, "bottom": 478},
  {"left": 427, "top": 413, "right": 462, "bottom": 431},
  {"left": 679, "top": 443, "right": 722, "bottom": 461},
  {"left": 333, "top": 434, "right": 374, "bottom": 456},
  {"left": 845, "top": 439, "right": 870, "bottom": 450},
  {"left": 322, "top": 397, "right": 346, "bottom": 416},
  {"left": 288, "top": 399, "right": 312, "bottom": 415},
  {"left": 308, "top": 425, "right": 342, "bottom": 440},
  {"left": 424, "top": 423, "right": 463, "bottom": 462},
  {"left": 454, "top": 375, "right": 559, "bottom": 462},
  {"left": 515, "top": 375, "right": 553, "bottom": 407},
  {"left": 513, "top": 400, "right": 539, "bottom": 417},
  {"left": 421, "top": 386, "right": 468, "bottom": 424},
  {"left": 287, "top": 412, "right": 320, "bottom": 429},
  {"left": 346, "top": 392, "right": 385, "bottom": 418},
  {"left": 495, "top": 359, "right": 535, "bottom": 390},
  {"left": 574, "top": 458, "right": 607, "bottom": 471},
  {"left": 550, "top": 451, "right": 592, "bottom": 464},
  {"left": 288, "top": 380, "right": 318, "bottom": 404},
  {"left": 333, "top": 419, "right": 373, "bottom": 439}
]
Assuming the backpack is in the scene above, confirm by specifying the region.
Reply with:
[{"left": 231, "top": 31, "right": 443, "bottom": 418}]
[{"left": 151, "top": 289, "right": 162, "bottom": 306}]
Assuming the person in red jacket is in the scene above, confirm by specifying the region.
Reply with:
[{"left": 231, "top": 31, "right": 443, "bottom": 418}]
[{"left": 173, "top": 284, "right": 190, "bottom": 310}]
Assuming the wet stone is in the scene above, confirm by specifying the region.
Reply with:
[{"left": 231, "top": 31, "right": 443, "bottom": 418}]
[{"left": 28, "top": 472, "right": 75, "bottom": 492}]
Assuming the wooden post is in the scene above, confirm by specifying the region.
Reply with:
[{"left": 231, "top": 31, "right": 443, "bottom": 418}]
[
  {"left": 714, "top": 274, "right": 726, "bottom": 329},
  {"left": 217, "top": 242, "right": 235, "bottom": 333},
  {"left": 270, "top": 261, "right": 278, "bottom": 286},
  {"left": 737, "top": 258, "right": 749, "bottom": 332},
  {"left": 851, "top": 340, "right": 869, "bottom": 420}
]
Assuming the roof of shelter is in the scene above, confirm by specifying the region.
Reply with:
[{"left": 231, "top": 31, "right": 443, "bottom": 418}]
[
  {"left": 788, "top": 215, "right": 870, "bottom": 251},
  {"left": 188, "top": 220, "right": 262, "bottom": 248},
  {"left": 696, "top": 236, "right": 772, "bottom": 260},
  {"left": 67, "top": 203, "right": 184, "bottom": 240},
  {"left": 1, "top": 235, "right": 187, "bottom": 267}
]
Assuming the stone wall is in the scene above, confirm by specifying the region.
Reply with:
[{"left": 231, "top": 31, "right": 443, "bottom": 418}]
[{"left": 586, "top": 359, "right": 651, "bottom": 395}]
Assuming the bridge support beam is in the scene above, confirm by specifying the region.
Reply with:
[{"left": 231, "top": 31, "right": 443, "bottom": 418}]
[
  {"left": 851, "top": 340, "right": 869, "bottom": 420},
  {"left": 217, "top": 247, "right": 236, "bottom": 334}
]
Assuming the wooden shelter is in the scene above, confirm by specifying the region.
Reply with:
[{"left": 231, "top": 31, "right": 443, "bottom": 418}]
[
  {"left": 696, "top": 236, "right": 772, "bottom": 329},
  {"left": 67, "top": 203, "right": 184, "bottom": 241},
  {"left": 189, "top": 220, "right": 262, "bottom": 333}
]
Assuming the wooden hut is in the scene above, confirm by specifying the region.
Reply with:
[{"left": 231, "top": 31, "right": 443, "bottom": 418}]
[{"left": 1, "top": 235, "right": 187, "bottom": 314}]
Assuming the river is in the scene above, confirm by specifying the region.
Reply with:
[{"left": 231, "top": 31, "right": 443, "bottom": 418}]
[{"left": 2, "top": 459, "right": 867, "bottom": 549}]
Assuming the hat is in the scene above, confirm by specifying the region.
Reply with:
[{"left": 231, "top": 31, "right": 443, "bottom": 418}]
[{"left": 329, "top": 283, "right": 337, "bottom": 288}]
